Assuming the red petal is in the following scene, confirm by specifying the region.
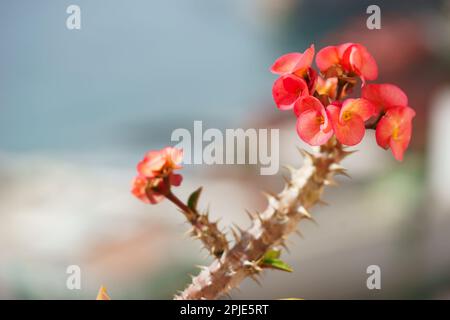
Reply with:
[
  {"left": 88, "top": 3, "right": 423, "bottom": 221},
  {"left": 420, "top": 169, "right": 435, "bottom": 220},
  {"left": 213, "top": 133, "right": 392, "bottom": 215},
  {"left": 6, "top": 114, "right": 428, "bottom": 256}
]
[
  {"left": 131, "top": 175, "right": 150, "bottom": 204},
  {"left": 362, "top": 84, "right": 408, "bottom": 113},
  {"left": 272, "top": 74, "right": 308, "bottom": 110},
  {"left": 293, "top": 95, "right": 324, "bottom": 117},
  {"left": 342, "top": 44, "right": 378, "bottom": 81},
  {"left": 271, "top": 45, "right": 315, "bottom": 75},
  {"left": 164, "top": 147, "right": 183, "bottom": 169},
  {"left": 170, "top": 173, "right": 183, "bottom": 187},
  {"left": 315, "top": 46, "right": 340, "bottom": 72},
  {"left": 138, "top": 150, "right": 166, "bottom": 177},
  {"left": 375, "top": 106, "right": 415, "bottom": 161},
  {"left": 293, "top": 45, "right": 315, "bottom": 76},
  {"left": 327, "top": 104, "right": 366, "bottom": 146},
  {"left": 375, "top": 116, "right": 393, "bottom": 149},
  {"left": 340, "top": 98, "right": 375, "bottom": 122},
  {"left": 296, "top": 109, "right": 333, "bottom": 146},
  {"left": 271, "top": 52, "right": 303, "bottom": 75}
]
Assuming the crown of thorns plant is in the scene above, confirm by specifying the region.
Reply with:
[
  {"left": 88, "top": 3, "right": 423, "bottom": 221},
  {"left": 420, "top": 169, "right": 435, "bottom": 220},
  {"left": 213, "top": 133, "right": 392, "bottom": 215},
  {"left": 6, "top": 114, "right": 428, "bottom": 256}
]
[{"left": 98, "top": 42, "right": 415, "bottom": 300}]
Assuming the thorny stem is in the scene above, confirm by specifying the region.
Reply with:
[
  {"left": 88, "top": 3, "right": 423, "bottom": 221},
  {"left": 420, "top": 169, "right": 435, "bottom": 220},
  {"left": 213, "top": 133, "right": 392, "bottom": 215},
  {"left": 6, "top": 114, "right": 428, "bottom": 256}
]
[
  {"left": 175, "top": 139, "right": 352, "bottom": 300},
  {"left": 166, "top": 191, "right": 229, "bottom": 258},
  {"left": 166, "top": 191, "right": 196, "bottom": 222}
]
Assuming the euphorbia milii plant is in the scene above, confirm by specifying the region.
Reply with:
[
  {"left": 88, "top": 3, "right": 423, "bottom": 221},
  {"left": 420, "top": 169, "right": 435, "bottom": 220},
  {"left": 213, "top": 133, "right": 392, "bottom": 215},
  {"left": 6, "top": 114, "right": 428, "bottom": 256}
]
[{"left": 121, "top": 42, "right": 415, "bottom": 301}]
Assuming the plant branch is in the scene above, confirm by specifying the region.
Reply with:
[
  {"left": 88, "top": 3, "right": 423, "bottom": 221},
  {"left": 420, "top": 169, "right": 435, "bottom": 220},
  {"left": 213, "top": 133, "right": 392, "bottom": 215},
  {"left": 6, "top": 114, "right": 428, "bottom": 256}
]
[
  {"left": 174, "top": 138, "right": 352, "bottom": 300},
  {"left": 167, "top": 191, "right": 229, "bottom": 258}
]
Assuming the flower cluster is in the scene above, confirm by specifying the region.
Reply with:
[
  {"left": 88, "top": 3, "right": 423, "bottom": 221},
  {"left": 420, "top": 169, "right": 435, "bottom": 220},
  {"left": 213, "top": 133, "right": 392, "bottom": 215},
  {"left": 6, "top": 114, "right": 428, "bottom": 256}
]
[
  {"left": 271, "top": 43, "right": 415, "bottom": 161},
  {"left": 131, "top": 147, "right": 183, "bottom": 204}
]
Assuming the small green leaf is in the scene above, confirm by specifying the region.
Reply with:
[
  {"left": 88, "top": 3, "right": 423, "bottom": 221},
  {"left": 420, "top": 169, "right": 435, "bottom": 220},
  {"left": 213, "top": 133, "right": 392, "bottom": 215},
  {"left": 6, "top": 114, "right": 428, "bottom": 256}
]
[
  {"left": 261, "top": 258, "right": 293, "bottom": 272},
  {"left": 262, "top": 249, "right": 281, "bottom": 260},
  {"left": 260, "top": 250, "right": 293, "bottom": 273},
  {"left": 187, "top": 187, "right": 202, "bottom": 211}
]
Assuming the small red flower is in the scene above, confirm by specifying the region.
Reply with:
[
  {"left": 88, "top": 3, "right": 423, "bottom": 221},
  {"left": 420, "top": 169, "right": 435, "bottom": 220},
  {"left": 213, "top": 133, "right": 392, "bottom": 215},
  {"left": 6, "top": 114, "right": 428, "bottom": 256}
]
[
  {"left": 294, "top": 96, "right": 333, "bottom": 146},
  {"left": 316, "top": 43, "right": 378, "bottom": 83},
  {"left": 272, "top": 74, "right": 309, "bottom": 110},
  {"left": 327, "top": 98, "right": 375, "bottom": 146},
  {"left": 271, "top": 45, "right": 315, "bottom": 77},
  {"left": 361, "top": 83, "right": 408, "bottom": 113},
  {"left": 132, "top": 147, "right": 183, "bottom": 204},
  {"left": 376, "top": 106, "right": 415, "bottom": 161}
]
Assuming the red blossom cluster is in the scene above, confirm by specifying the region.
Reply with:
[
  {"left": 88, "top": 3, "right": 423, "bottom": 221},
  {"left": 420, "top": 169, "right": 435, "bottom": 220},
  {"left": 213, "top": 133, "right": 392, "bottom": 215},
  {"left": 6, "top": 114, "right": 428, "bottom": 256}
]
[
  {"left": 131, "top": 147, "right": 183, "bottom": 204},
  {"left": 271, "top": 43, "right": 415, "bottom": 161}
]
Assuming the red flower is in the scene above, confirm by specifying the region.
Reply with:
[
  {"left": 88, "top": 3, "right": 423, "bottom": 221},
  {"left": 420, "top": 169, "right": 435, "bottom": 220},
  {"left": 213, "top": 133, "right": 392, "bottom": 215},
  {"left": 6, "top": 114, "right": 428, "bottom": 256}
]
[
  {"left": 272, "top": 74, "right": 309, "bottom": 110},
  {"left": 316, "top": 43, "right": 378, "bottom": 83},
  {"left": 294, "top": 96, "right": 333, "bottom": 146},
  {"left": 327, "top": 98, "right": 375, "bottom": 146},
  {"left": 361, "top": 83, "right": 408, "bottom": 113},
  {"left": 376, "top": 106, "right": 415, "bottom": 161},
  {"left": 132, "top": 147, "right": 183, "bottom": 204},
  {"left": 271, "top": 45, "right": 315, "bottom": 77}
]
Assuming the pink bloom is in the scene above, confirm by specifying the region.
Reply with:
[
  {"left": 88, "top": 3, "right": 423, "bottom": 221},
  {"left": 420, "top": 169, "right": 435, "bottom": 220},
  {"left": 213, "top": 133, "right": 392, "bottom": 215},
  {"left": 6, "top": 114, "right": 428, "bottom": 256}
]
[
  {"left": 327, "top": 98, "right": 375, "bottom": 146},
  {"left": 294, "top": 96, "right": 333, "bottom": 146},
  {"left": 376, "top": 106, "right": 415, "bottom": 161},
  {"left": 132, "top": 147, "right": 183, "bottom": 204},
  {"left": 272, "top": 74, "right": 309, "bottom": 110},
  {"left": 316, "top": 43, "right": 378, "bottom": 82},
  {"left": 131, "top": 175, "right": 165, "bottom": 204},
  {"left": 362, "top": 83, "right": 408, "bottom": 113},
  {"left": 271, "top": 45, "right": 315, "bottom": 77}
]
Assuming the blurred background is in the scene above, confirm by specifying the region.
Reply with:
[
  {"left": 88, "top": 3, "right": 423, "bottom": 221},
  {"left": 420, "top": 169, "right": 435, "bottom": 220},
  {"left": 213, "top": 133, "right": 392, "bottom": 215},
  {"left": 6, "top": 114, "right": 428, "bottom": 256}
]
[{"left": 0, "top": 0, "right": 450, "bottom": 299}]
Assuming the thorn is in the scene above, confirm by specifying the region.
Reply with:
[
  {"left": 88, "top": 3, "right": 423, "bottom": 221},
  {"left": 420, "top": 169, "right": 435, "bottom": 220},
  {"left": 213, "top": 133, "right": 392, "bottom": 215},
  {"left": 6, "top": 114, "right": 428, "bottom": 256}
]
[
  {"left": 250, "top": 274, "right": 262, "bottom": 286},
  {"left": 341, "top": 149, "right": 358, "bottom": 158},
  {"left": 262, "top": 191, "right": 279, "bottom": 209},
  {"left": 295, "top": 230, "right": 304, "bottom": 239},
  {"left": 255, "top": 211, "right": 264, "bottom": 223},
  {"left": 317, "top": 199, "right": 329, "bottom": 206},
  {"left": 283, "top": 164, "right": 296, "bottom": 176},
  {"left": 195, "top": 265, "right": 209, "bottom": 272},
  {"left": 298, "top": 206, "right": 312, "bottom": 219},
  {"left": 334, "top": 169, "right": 351, "bottom": 178},
  {"left": 231, "top": 227, "right": 241, "bottom": 243},
  {"left": 280, "top": 241, "right": 290, "bottom": 253},
  {"left": 245, "top": 209, "right": 256, "bottom": 222},
  {"left": 330, "top": 164, "right": 350, "bottom": 178},
  {"left": 298, "top": 206, "right": 318, "bottom": 226},
  {"left": 232, "top": 223, "right": 244, "bottom": 234},
  {"left": 298, "top": 148, "right": 315, "bottom": 163}
]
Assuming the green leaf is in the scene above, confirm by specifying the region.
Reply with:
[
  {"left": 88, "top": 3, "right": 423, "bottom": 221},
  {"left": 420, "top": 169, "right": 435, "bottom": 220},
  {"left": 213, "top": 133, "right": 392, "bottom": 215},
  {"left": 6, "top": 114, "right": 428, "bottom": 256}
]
[
  {"left": 187, "top": 187, "right": 202, "bottom": 211},
  {"left": 261, "top": 258, "right": 293, "bottom": 272},
  {"left": 262, "top": 248, "right": 281, "bottom": 260},
  {"left": 260, "top": 249, "right": 293, "bottom": 273}
]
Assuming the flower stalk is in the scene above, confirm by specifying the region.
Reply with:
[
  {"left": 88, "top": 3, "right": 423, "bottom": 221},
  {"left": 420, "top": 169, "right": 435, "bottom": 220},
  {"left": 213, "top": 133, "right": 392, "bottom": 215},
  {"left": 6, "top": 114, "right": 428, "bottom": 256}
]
[{"left": 175, "top": 138, "right": 351, "bottom": 300}]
